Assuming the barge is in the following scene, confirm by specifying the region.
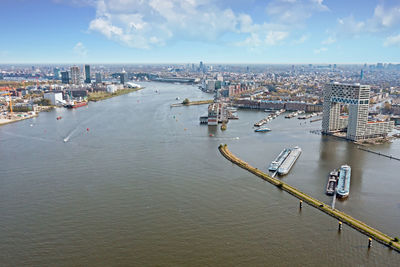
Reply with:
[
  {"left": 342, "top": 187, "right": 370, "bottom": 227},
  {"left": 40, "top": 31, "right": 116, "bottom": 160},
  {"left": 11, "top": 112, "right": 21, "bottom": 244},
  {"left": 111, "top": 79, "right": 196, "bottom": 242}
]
[{"left": 277, "top": 146, "right": 302, "bottom": 175}]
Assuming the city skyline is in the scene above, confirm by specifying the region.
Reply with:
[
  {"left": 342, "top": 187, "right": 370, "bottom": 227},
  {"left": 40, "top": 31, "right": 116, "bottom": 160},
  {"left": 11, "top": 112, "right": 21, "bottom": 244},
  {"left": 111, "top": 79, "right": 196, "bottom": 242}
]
[{"left": 1, "top": 0, "right": 400, "bottom": 64}]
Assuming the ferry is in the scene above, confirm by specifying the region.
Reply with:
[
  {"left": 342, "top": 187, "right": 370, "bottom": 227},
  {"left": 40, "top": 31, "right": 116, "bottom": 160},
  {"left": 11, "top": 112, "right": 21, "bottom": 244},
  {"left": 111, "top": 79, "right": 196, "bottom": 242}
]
[
  {"left": 277, "top": 146, "right": 302, "bottom": 175},
  {"left": 336, "top": 165, "right": 351, "bottom": 198},
  {"left": 255, "top": 127, "right": 271, "bottom": 132},
  {"left": 326, "top": 169, "right": 339, "bottom": 195},
  {"left": 269, "top": 148, "right": 291, "bottom": 171}
]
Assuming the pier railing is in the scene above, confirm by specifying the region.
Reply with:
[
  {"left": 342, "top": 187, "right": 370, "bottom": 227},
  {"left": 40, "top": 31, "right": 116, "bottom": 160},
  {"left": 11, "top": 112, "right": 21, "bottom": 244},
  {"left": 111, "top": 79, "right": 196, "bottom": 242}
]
[{"left": 218, "top": 144, "right": 400, "bottom": 252}]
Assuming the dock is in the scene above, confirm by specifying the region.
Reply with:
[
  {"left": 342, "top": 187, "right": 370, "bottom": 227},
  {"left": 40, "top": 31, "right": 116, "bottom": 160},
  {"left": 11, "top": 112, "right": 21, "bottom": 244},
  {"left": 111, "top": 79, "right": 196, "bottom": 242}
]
[
  {"left": 218, "top": 144, "right": 400, "bottom": 252},
  {"left": 358, "top": 146, "right": 400, "bottom": 161}
]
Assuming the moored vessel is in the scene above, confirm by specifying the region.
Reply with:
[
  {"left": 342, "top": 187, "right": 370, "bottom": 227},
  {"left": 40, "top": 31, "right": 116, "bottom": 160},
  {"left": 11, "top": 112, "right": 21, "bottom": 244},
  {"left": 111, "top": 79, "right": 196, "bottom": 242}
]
[
  {"left": 336, "top": 165, "right": 351, "bottom": 198},
  {"left": 269, "top": 148, "right": 291, "bottom": 171},
  {"left": 255, "top": 127, "right": 271, "bottom": 132},
  {"left": 277, "top": 146, "right": 302, "bottom": 175},
  {"left": 326, "top": 169, "right": 339, "bottom": 195}
]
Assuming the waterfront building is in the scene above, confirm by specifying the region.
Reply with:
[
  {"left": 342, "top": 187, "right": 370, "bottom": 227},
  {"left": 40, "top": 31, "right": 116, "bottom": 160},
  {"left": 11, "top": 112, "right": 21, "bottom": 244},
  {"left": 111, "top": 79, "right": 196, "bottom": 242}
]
[
  {"left": 85, "top": 65, "right": 91, "bottom": 83},
  {"left": 120, "top": 69, "right": 127, "bottom": 85},
  {"left": 322, "top": 83, "right": 393, "bottom": 140},
  {"left": 70, "top": 66, "right": 81, "bottom": 85},
  {"left": 208, "top": 103, "right": 218, "bottom": 125},
  {"left": 44, "top": 92, "right": 63, "bottom": 105},
  {"left": 61, "top": 71, "right": 69, "bottom": 84}
]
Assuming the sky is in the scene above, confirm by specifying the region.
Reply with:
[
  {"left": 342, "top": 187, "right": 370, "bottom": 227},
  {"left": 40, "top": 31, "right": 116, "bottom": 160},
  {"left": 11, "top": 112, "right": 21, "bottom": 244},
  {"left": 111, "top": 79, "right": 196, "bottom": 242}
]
[{"left": 0, "top": 0, "right": 400, "bottom": 64}]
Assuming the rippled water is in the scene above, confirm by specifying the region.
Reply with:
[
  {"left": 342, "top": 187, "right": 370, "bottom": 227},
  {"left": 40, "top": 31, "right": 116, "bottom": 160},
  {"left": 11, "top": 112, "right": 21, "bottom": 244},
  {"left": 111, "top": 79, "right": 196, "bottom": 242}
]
[{"left": 1, "top": 82, "right": 399, "bottom": 266}]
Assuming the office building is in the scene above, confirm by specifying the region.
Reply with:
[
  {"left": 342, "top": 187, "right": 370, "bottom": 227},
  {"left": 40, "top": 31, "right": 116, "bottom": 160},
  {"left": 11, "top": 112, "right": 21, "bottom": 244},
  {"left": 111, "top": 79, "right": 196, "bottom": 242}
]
[
  {"left": 322, "top": 83, "right": 393, "bottom": 141},
  {"left": 95, "top": 72, "right": 102, "bottom": 83},
  {"left": 61, "top": 71, "right": 69, "bottom": 84},
  {"left": 84, "top": 65, "right": 91, "bottom": 83}
]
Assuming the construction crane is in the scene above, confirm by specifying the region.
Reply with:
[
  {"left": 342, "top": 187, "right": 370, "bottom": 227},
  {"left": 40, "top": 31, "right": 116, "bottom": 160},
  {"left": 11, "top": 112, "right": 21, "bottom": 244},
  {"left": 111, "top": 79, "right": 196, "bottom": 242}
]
[{"left": 0, "top": 87, "right": 16, "bottom": 114}]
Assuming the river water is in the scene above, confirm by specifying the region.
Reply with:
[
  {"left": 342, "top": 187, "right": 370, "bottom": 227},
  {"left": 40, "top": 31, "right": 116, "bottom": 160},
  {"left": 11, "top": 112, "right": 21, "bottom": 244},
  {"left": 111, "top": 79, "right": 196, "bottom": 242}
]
[{"left": 1, "top": 82, "right": 399, "bottom": 266}]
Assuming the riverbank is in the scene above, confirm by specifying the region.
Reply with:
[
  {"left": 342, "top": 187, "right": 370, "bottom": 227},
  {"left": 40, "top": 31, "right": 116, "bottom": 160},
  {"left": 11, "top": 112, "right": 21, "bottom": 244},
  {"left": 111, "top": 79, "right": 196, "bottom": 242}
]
[
  {"left": 0, "top": 106, "right": 53, "bottom": 126},
  {"left": 88, "top": 87, "right": 143, "bottom": 102},
  {"left": 0, "top": 113, "right": 38, "bottom": 126},
  {"left": 170, "top": 99, "right": 213, "bottom": 107},
  {"left": 218, "top": 144, "right": 400, "bottom": 252}
]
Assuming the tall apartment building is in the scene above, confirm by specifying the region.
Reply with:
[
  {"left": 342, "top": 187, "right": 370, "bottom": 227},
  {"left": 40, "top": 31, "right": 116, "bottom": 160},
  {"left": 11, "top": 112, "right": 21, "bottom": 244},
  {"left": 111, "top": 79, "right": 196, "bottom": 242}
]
[
  {"left": 70, "top": 66, "right": 81, "bottom": 85},
  {"left": 322, "top": 83, "right": 393, "bottom": 141}
]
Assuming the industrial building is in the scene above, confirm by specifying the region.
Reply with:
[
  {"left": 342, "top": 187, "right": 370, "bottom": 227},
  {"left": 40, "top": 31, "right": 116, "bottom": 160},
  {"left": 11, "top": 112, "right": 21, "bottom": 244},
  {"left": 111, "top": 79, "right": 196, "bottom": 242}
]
[{"left": 322, "top": 83, "right": 393, "bottom": 141}]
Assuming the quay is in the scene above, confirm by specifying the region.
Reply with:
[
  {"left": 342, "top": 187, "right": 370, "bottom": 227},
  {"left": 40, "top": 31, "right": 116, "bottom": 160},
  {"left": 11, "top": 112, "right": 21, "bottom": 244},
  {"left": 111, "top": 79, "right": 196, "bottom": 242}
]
[
  {"left": 358, "top": 146, "right": 400, "bottom": 161},
  {"left": 218, "top": 144, "right": 400, "bottom": 252}
]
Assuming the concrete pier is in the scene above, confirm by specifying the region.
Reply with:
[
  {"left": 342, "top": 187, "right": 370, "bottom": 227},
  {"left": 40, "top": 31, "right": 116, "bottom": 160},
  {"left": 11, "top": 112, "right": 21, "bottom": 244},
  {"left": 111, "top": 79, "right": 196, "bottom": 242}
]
[{"left": 218, "top": 144, "right": 400, "bottom": 252}]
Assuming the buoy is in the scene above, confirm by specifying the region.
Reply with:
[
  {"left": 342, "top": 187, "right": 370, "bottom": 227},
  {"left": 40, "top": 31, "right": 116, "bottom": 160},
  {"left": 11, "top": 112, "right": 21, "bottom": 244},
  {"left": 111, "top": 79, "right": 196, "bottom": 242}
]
[
  {"left": 87, "top": 128, "right": 89, "bottom": 131},
  {"left": 184, "top": 128, "right": 187, "bottom": 131},
  {"left": 338, "top": 221, "right": 342, "bottom": 231},
  {"left": 368, "top": 238, "right": 372, "bottom": 248},
  {"left": 209, "top": 134, "right": 213, "bottom": 137},
  {"left": 299, "top": 200, "right": 303, "bottom": 209},
  {"left": 30, "top": 124, "right": 33, "bottom": 127}
]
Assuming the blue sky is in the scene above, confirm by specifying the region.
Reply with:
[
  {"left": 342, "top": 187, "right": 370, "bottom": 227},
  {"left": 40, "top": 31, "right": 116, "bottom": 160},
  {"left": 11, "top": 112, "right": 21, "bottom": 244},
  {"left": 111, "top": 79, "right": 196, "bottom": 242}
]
[{"left": 1, "top": 0, "right": 400, "bottom": 63}]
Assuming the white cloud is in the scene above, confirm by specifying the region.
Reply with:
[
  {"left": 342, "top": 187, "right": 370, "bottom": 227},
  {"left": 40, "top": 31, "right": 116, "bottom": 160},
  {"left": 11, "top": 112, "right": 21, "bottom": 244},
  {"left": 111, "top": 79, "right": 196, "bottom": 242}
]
[
  {"left": 384, "top": 34, "right": 400, "bottom": 47},
  {"left": 334, "top": 4, "right": 400, "bottom": 37},
  {"left": 370, "top": 4, "right": 400, "bottom": 29},
  {"left": 293, "top": 34, "right": 309, "bottom": 44},
  {"left": 265, "top": 31, "right": 289, "bottom": 45},
  {"left": 337, "top": 16, "right": 365, "bottom": 36},
  {"left": 322, "top": 36, "right": 336, "bottom": 45},
  {"left": 84, "top": 0, "right": 325, "bottom": 49},
  {"left": 314, "top": 47, "right": 327, "bottom": 54},
  {"left": 73, "top": 42, "right": 88, "bottom": 57},
  {"left": 266, "top": 0, "right": 328, "bottom": 26}
]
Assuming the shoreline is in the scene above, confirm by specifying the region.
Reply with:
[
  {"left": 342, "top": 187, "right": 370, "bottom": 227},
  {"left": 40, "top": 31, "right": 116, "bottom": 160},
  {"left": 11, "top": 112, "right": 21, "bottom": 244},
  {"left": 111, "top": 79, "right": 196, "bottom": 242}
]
[
  {"left": 218, "top": 144, "right": 400, "bottom": 252},
  {"left": 0, "top": 106, "right": 53, "bottom": 127},
  {"left": 88, "top": 87, "right": 144, "bottom": 102}
]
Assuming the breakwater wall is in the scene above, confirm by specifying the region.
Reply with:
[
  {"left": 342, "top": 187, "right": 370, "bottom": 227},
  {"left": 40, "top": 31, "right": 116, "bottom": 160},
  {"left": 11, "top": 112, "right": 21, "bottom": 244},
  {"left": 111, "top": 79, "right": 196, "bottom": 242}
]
[
  {"left": 170, "top": 99, "right": 213, "bottom": 107},
  {"left": 218, "top": 144, "right": 400, "bottom": 252}
]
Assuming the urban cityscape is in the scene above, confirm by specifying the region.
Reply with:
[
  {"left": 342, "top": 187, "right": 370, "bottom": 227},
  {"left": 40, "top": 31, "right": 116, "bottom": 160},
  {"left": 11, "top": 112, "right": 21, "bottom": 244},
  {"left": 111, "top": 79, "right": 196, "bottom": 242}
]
[{"left": 1, "top": 0, "right": 400, "bottom": 266}]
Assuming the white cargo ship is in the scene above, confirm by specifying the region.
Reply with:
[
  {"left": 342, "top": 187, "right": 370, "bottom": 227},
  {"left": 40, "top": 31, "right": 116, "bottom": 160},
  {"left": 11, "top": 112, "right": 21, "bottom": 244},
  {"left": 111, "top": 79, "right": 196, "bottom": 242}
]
[
  {"left": 277, "top": 146, "right": 302, "bottom": 175},
  {"left": 269, "top": 148, "right": 291, "bottom": 171}
]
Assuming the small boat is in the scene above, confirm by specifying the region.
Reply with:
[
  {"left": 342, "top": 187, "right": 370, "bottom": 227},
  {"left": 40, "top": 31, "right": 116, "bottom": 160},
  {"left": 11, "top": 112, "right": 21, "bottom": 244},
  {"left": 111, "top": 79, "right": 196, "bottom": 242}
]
[
  {"left": 255, "top": 127, "right": 271, "bottom": 132},
  {"left": 56, "top": 116, "right": 62, "bottom": 120}
]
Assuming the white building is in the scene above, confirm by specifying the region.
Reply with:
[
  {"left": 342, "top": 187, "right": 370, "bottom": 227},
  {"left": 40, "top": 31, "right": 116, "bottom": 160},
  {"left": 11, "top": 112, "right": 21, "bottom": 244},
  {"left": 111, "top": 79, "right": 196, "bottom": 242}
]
[
  {"left": 106, "top": 84, "right": 123, "bottom": 93},
  {"left": 44, "top": 92, "right": 63, "bottom": 105}
]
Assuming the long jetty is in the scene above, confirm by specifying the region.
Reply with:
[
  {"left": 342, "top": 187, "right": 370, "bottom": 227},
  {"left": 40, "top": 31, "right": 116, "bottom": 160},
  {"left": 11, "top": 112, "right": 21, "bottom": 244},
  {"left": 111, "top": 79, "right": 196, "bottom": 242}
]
[
  {"left": 170, "top": 99, "right": 213, "bottom": 107},
  {"left": 218, "top": 144, "right": 400, "bottom": 252},
  {"left": 358, "top": 146, "right": 400, "bottom": 161}
]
